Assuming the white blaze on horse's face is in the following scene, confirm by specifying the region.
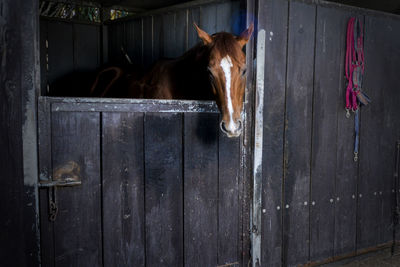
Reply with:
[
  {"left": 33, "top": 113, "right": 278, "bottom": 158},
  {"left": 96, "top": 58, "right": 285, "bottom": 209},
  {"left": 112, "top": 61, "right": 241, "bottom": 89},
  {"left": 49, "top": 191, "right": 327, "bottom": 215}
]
[{"left": 220, "top": 56, "right": 240, "bottom": 135}]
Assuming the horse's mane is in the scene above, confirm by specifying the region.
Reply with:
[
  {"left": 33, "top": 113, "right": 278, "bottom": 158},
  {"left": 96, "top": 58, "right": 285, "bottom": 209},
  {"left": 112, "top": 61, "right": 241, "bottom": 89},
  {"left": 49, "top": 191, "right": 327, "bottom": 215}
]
[{"left": 178, "top": 32, "right": 243, "bottom": 65}]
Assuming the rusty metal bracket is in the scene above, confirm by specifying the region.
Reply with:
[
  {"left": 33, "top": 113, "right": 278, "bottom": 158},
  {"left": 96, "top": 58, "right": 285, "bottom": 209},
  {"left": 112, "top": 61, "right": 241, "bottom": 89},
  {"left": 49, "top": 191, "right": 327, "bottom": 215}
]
[
  {"left": 39, "top": 161, "right": 82, "bottom": 221},
  {"left": 38, "top": 179, "right": 81, "bottom": 188}
]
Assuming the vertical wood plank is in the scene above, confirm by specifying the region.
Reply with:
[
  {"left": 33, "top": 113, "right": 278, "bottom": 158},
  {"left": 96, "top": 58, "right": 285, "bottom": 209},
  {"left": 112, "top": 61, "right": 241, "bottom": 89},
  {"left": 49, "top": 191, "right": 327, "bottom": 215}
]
[
  {"left": 126, "top": 19, "right": 143, "bottom": 66},
  {"left": 334, "top": 11, "right": 358, "bottom": 258},
  {"left": 259, "top": 0, "right": 288, "bottom": 266},
  {"left": 153, "top": 14, "right": 164, "bottom": 62},
  {"left": 283, "top": 1, "right": 316, "bottom": 265},
  {"left": 162, "top": 12, "right": 176, "bottom": 58},
  {"left": 184, "top": 113, "right": 219, "bottom": 266},
  {"left": 200, "top": 4, "right": 217, "bottom": 34},
  {"left": 38, "top": 98, "right": 54, "bottom": 267},
  {"left": 359, "top": 15, "right": 400, "bottom": 249},
  {"left": 74, "top": 24, "right": 100, "bottom": 71},
  {"left": 144, "top": 113, "right": 183, "bottom": 267},
  {"left": 47, "top": 21, "right": 73, "bottom": 85},
  {"left": 175, "top": 10, "right": 188, "bottom": 57},
  {"left": 40, "top": 19, "right": 48, "bottom": 95},
  {"left": 188, "top": 8, "right": 200, "bottom": 49},
  {"left": 51, "top": 112, "right": 102, "bottom": 266},
  {"left": 310, "top": 6, "right": 349, "bottom": 261},
  {"left": 143, "top": 16, "right": 153, "bottom": 68},
  {"left": 102, "top": 112, "right": 145, "bottom": 267},
  {"left": 218, "top": 131, "right": 240, "bottom": 266},
  {"left": 108, "top": 23, "right": 126, "bottom": 64},
  {"left": 216, "top": 2, "right": 233, "bottom": 32}
]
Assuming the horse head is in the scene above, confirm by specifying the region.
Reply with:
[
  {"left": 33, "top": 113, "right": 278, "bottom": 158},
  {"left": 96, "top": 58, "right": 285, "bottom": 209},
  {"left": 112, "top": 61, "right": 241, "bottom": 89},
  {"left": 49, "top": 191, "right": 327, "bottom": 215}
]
[{"left": 194, "top": 23, "right": 253, "bottom": 138}]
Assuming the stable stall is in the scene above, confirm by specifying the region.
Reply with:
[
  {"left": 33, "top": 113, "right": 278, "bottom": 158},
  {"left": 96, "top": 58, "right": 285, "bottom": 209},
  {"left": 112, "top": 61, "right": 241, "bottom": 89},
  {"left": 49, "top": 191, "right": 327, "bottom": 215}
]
[{"left": 1, "top": 0, "right": 400, "bottom": 266}]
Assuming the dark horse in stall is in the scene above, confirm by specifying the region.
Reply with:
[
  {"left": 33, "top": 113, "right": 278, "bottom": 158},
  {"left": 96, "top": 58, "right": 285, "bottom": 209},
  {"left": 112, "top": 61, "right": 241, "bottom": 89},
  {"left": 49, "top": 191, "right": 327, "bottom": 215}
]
[{"left": 91, "top": 23, "right": 254, "bottom": 137}]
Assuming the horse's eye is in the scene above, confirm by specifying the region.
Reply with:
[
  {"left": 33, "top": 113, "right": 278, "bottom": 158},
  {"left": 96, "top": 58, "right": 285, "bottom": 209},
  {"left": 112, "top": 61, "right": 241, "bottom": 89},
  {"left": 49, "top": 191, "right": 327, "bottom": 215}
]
[{"left": 241, "top": 68, "right": 247, "bottom": 77}]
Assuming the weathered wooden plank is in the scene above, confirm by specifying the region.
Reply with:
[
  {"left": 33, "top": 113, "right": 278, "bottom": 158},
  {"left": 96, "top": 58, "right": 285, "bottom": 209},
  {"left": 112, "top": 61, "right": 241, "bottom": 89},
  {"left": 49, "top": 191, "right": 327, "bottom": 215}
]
[
  {"left": 259, "top": 0, "right": 288, "bottom": 266},
  {"left": 162, "top": 12, "right": 176, "bottom": 58},
  {"left": 216, "top": 1, "right": 233, "bottom": 32},
  {"left": 40, "top": 19, "right": 48, "bottom": 95},
  {"left": 359, "top": 15, "right": 400, "bottom": 248},
  {"left": 334, "top": 11, "right": 358, "bottom": 258},
  {"left": 38, "top": 98, "right": 54, "bottom": 266},
  {"left": 184, "top": 113, "right": 219, "bottom": 266},
  {"left": 310, "top": 6, "right": 344, "bottom": 261},
  {"left": 188, "top": 7, "right": 200, "bottom": 48},
  {"left": 356, "top": 15, "right": 383, "bottom": 251},
  {"left": 0, "top": 1, "right": 26, "bottom": 265},
  {"left": 144, "top": 113, "right": 183, "bottom": 266},
  {"left": 175, "top": 10, "right": 188, "bottom": 57},
  {"left": 200, "top": 4, "right": 217, "bottom": 34},
  {"left": 283, "top": 1, "right": 316, "bottom": 265},
  {"left": 108, "top": 23, "right": 126, "bottom": 64},
  {"left": 241, "top": 0, "right": 256, "bottom": 265},
  {"left": 74, "top": 24, "right": 100, "bottom": 71},
  {"left": 218, "top": 128, "right": 241, "bottom": 265},
  {"left": 39, "top": 190, "right": 54, "bottom": 267},
  {"left": 102, "top": 112, "right": 145, "bottom": 267},
  {"left": 153, "top": 14, "right": 164, "bottom": 61},
  {"left": 47, "top": 21, "right": 73, "bottom": 85},
  {"left": 126, "top": 19, "right": 143, "bottom": 66},
  {"left": 51, "top": 112, "right": 102, "bottom": 266},
  {"left": 143, "top": 16, "right": 153, "bottom": 67},
  {"left": 52, "top": 101, "right": 218, "bottom": 113}
]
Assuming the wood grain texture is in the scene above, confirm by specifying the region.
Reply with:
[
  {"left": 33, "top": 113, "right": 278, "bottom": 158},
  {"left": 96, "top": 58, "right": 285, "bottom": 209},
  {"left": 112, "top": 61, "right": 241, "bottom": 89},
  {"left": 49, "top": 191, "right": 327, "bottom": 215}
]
[
  {"left": 40, "top": 19, "right": 48, "bottom": 95},
  {"left": 102, "top": 112, "right": 145, "bottom": 267},
  {"left": 310, "top": 6, "right": 343, "bottom": 262},
  {"left": 144, "top": 113, "right": 183, "bottom": 266},
  {"left": 38, "top": 98, "right": 54, "bottom": 267},
  {"left": 0, "top": 1, "right": 25, "bottom": 265},
  {"left": 51, "top": 111, "right": 102, "bottom": 266},
  {"left": 143, "top": 16, "right": 153, "bottom": 68},
  {"left": 259, "top": 0, "right": 288, "bottom": 265},
  {"left": 106, "top": 1, "right": 240, "bottom": 68},
  {"left": 184, "top": 113, "right": 219, "bottom": 267},
  {"left": 359, "top": 15, "right": 400, "bottom": 248},
  {"left": 126, "top": 19, "right": 143, "bottom": 65},
  {"left": 333, "top": 10, "right": 358, "bottom": 258},
  {"left": 73, "top": 24, "right": 101, "bottom": 71},
  {"left": 188, "top": 7, "right": 200, "bottom": 48},
  {"left": 47, "top": 21, "right": 74, "bottom": 85},
  {"left": 218, "top": 128, "right": 241, "bottom": 265},
  {"left": 108, "top": 22, "right": 126, "bottom": 64},
  {"left": 283, "top": 1, "right": 316, "bottom": 265}
]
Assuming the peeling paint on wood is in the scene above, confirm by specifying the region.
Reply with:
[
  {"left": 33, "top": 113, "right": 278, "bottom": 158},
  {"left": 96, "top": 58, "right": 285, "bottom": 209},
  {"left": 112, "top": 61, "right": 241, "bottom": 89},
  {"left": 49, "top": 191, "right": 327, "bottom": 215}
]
[{"left": 252, "top": 28, "right": 265, "bottom": 267}]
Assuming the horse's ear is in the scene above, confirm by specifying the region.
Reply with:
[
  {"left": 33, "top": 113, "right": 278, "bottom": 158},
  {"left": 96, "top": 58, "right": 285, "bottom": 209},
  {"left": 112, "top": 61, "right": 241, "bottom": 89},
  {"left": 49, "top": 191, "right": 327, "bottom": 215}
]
[
  {"left": 238, "top": 23, "right": 254, "bottom": 47},
  {"left": 194, "top": 23, "right": 212, "bottom": 45}
]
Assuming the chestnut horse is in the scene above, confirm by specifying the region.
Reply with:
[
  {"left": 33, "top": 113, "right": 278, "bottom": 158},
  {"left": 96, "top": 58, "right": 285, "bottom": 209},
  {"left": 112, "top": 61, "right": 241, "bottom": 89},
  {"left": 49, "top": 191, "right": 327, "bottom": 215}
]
[{"left": 92, "top": 23, "right": 253, "bottom": 137}]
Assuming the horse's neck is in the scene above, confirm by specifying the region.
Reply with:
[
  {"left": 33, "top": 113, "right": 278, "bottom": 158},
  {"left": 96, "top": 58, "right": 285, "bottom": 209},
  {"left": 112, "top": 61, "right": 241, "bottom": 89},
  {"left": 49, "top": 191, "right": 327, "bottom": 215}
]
[{"left": 172, "top": 44, "right": 213, "bottom": 100}]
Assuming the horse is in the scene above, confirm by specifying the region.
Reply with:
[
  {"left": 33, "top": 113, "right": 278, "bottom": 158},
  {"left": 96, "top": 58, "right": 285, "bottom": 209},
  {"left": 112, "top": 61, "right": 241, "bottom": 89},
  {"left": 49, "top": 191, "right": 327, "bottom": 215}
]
[{"left": 91, "top": 23, "right": 254, "bottom": 137}]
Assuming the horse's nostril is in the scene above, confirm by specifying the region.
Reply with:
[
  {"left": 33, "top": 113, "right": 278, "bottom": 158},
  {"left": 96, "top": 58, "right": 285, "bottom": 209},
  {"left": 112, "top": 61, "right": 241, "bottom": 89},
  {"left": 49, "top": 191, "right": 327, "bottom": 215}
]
[
  {"left": 220, "top": 121, "right": 229, "bottom": 134},
  {"left": 237, "top": 119, "right": 243, "bottom": 132}
]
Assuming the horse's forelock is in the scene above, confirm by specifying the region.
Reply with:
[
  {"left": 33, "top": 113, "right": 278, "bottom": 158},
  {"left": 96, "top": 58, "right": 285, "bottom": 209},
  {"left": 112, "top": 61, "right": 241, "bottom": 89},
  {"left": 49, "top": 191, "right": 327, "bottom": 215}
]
[{"left": 211, "top": 33, "right": 244, "bottom": 64}]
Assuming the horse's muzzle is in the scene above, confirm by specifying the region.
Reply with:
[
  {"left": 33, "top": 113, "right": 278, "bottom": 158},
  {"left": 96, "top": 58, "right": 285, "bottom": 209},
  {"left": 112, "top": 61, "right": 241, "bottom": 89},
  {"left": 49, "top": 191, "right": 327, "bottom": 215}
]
[{"left": 220, "top": 119, "right": 242, "bottom": 138}]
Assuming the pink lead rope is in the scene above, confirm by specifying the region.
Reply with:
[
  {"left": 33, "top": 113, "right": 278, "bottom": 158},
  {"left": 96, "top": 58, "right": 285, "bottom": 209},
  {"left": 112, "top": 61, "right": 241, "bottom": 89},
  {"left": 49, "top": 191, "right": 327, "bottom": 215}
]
[
  {"left": 345, "top": 17, "right": 364, "bottom": 116},
  {"left": 345, "top": 17, "right": 370, "bottom": 161}
]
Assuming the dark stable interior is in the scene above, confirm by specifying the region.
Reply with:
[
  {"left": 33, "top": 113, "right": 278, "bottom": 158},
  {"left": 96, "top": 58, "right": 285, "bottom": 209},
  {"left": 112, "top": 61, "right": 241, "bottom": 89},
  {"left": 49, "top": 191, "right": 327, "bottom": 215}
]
[{"left": 40, "top": 0, "right": 246, "bottom": 98}]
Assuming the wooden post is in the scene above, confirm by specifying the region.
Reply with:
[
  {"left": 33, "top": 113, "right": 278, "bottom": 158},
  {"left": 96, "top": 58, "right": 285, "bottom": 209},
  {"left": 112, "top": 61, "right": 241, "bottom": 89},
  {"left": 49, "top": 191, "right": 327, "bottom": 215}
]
[{"left": 0, "top": 0, "right": 40, "bottom": 266}]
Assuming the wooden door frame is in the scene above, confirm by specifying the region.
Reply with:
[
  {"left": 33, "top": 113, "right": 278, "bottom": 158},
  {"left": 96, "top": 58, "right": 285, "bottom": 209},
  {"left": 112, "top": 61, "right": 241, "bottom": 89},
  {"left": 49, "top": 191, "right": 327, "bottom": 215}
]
[{"left": 1, "top": 0, "right": 41, "bottom": 266}]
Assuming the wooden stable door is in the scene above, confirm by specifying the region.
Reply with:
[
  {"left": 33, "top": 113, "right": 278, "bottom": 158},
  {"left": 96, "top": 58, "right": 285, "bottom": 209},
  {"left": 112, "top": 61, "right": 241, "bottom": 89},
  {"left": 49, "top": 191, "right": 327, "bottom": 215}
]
[{"left": 38, "top": 97, "right": 246, "bottom": 267}]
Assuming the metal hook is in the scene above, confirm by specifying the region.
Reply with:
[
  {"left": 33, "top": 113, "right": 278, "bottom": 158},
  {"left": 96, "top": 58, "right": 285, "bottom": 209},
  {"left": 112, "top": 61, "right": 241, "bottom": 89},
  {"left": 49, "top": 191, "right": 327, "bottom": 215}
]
[{"left": 345, "top": 109, "right": 350, "bottom": 118}]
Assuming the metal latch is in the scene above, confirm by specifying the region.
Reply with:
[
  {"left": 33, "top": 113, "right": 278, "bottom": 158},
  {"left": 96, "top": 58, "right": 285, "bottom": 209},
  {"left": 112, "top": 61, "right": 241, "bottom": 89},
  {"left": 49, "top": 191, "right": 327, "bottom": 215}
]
[{"left": 39, "top": 161, "right": 82, "bottom": 221}]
